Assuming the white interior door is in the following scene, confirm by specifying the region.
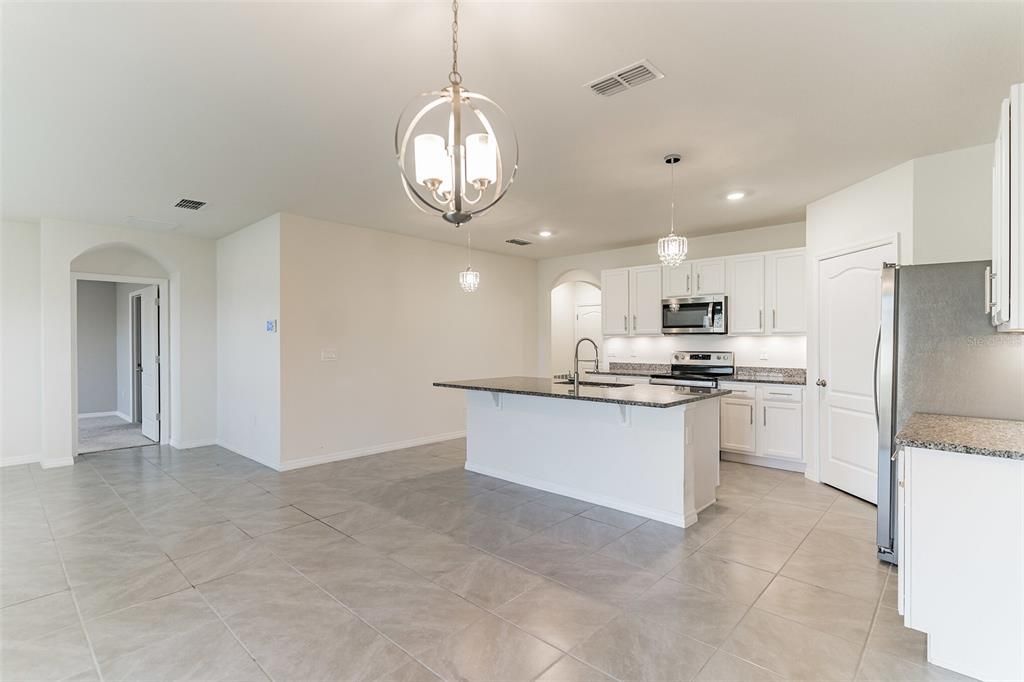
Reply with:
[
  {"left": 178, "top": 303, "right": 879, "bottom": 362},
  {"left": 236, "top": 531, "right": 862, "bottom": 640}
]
[
  {"left": 817, "top": 242, "right": 896, "bottom": 502},
  {"left": 575, "top": 304, "right": 603, "bottom": 350},
  {"left": 139, "top": 285, "right": 160, "bottom": 442}
]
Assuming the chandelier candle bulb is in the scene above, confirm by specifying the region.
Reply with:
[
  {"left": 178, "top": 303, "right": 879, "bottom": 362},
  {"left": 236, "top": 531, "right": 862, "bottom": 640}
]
[
  {"left": 465, "top": 133, "right": 497, "bottom": 187},
  {"left": 414, "top": 134, "right": 449, "bottom": 189}
]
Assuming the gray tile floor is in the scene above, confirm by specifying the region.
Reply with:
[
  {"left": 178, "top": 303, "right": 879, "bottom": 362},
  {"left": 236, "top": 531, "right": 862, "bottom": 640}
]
[{"left": 1, "top": 441, "right": 971, "bottom": 681}]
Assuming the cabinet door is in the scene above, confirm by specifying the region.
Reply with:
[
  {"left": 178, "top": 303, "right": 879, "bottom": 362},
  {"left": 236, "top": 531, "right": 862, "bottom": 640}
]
[
  {"left": 662, "top": 263, "right": 692, "bottom": 297},
  {"left": 767, "top": 250, "right": 807, "bottom": 333},
  {"left": 720, "top": 398, "right": 756, "bottom": 453},
  {"left": 727, "top": 255, "right": 765, "bottom": 335},
  {"left": 630, "top": 265, "right": 663, "bottom": 335},
  {"left": 601, "top": 269, "right": 630, "bottom": 336},
  {"left": 694, "top": 259, "right": 726, "bottom": 295},
  {"left": 991, "top": 98, "right": 1011, "bottom": 326},
  {"left": 759, "top": 399, "right": 803, "bottom": 461}
]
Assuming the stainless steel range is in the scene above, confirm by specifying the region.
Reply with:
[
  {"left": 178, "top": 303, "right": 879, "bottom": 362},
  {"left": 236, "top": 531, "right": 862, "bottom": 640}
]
[{"left": 650, "top": 351, "right": 735, "bottom": 388}]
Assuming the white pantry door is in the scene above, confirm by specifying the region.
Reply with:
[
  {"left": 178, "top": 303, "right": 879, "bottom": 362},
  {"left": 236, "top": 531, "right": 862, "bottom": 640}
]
[
  {"left": 139, "top": 285, "right": 160, "bottom": 442},
  {"left": 817, "top": 242, "right": 896, "bottom": 502}
]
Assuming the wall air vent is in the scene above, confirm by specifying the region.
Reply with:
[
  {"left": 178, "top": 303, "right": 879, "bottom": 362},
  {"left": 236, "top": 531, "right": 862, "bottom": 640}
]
[
  {"left": 506, "top": 238, "right": 532, "bottom": 246},
  {"left": 585, "top": 60, "right": 664, "bottom": 97},
  {"left": 174, "top": 198, "right": 206, "bottom": 210}
]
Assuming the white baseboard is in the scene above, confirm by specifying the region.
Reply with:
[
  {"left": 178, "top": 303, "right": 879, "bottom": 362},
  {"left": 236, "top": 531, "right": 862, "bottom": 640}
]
[
  {"left": 276, "top": 431, "right": 467, "bottom": 472},
  {"left": 78, "top": 411, "right": 121, "bottom": 419},
  {"left": 215, "top": 440, "right": 280, "bottom": 470},
  {"left": 40, "top": 457, "right": 75, "bottom": 469},
  {"left": 464, "top": 460, "right": 692, "bottom": 528},
  {"left": 0, "top": 454, "right": 40, "bottom": 467},
  {"left": 169, "top": 438, "right": 218, "bottom": 451},
  {"left": 115, "top": 411, "right": 132, "bottom": 423},
  {"left": 721, "top": 450, "right": 806, "bottom": 473}
]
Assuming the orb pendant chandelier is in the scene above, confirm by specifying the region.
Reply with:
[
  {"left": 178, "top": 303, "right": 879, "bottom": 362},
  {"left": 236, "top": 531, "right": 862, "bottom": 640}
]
[
  {"left": 657, "top": 153, "right": 688, "bottom": 267},
  {"left": 459, "top": 226, "right": 480, "bottom": 293},
  {"left": 395, "top": 0, "right": 519, "bottom": 226}
]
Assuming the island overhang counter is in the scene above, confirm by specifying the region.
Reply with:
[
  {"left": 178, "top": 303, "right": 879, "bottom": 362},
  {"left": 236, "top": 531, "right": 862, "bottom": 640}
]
[{"left": 434, "top": 376, "right": 730, "bottom": 527}]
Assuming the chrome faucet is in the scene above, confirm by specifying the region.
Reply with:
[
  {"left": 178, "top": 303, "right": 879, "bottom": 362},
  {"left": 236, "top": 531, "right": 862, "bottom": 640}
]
[{"left": 571, "top": 337, "right": 600, "bottom": 392}]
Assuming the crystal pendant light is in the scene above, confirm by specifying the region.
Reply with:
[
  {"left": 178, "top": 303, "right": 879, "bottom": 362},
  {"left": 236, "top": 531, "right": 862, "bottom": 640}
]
[
  {"left": 459, "top": 226, "right": 480, "bottom": 293},
  {"left": 657, "top": 153, "right": 688, "bottom": 267},
  {"left": 395, "top": 0, "right": 519, "bottom": 226}
]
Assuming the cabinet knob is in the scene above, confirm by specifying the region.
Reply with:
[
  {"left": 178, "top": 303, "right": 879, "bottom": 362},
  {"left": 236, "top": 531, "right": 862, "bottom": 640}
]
[{"left": 815, "top": 378, "right": 827, "bottom": 387}]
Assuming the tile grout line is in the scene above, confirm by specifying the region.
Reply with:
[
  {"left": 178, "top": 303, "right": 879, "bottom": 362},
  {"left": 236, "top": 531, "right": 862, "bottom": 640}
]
[
  {"left": 27, "top": 462, "right": 107, "bottom": 682},
  {"left": 854, "top": 568, "right": 893, "bottom": 680},
  {"left": 194, "top": 588, "right": 274, "bottom": 681}
]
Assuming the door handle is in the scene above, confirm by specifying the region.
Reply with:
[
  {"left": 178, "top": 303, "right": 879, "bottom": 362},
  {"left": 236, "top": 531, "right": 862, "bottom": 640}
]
[
  {"left": 632, "top": 314, "right": 637, "bottom": 332},
  {"left": 759, "top": 310, "right": 763, "bottom": 328},
  {"left": 815, "top": 378, "right": 827, "bottom": 387},
  {"left": 623, "top": 315, "right": 627, "bottom": 332},
  {"left": 773, "top": 308, "right": 777, "bottom": 329},
  {"left": 763, "top": 406, "right": 767, "bottom": 427},
  {"left": 686, "top": 274, "right": 691, "bottom": 291},
  {"left": 749, "top": 405, "right": 753, "bottom": 425},
  {"left": 873, "top": 326, "right": 881, "bottom": 427},
  {"left": 697, "top": 273, "right": 701, "bottom": 291},
  {"left": 985, "top": 266, "right": 997, "bottom": 315}
]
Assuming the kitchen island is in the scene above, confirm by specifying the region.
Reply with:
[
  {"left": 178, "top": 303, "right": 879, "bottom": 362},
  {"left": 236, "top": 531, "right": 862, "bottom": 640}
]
[{"left": 433, "top": 376, "right": 730, "bottom": 527}]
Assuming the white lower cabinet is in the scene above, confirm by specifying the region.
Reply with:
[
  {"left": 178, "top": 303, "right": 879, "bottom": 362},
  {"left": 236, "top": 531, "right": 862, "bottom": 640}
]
[
  {"left": 898, "top": 446, "right": 1023, "bottom": 681},
  {"left": 720, "top": 382, "right": 804, "bottom": 470}
]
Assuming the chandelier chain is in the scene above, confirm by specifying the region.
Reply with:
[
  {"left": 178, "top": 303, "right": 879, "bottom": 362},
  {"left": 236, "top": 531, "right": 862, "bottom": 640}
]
[{"left": 449, "top": 0, "right": 462, "bottom": 85}]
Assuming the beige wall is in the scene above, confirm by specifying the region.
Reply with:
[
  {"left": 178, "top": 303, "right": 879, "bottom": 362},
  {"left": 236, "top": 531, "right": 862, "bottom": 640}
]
[
  {"left": 535, "top": 222, "right": 807, "bottom": 374},
  {"left": 217, "top": 215, "right": 281, "bottom": 468},
  {"left": 913, "top": 143, "right": 993, "bottom": 265},
  {"left": 1, "top": 222, "right": 43, "bottom": 465},
  {"left": 278, "top": 213, "right": 537, "bottom": 468}
]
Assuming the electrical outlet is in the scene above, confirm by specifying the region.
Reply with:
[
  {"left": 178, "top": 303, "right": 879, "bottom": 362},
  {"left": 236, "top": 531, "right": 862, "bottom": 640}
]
[
  {"left": 266, "top": 320, "right": 278, "bottom": 333},
  {"left": 759, "top": 352, "right": 769, "bottom": 360},
  {"left": 320, "top": 349, "right": 338, "bottom": 362}
]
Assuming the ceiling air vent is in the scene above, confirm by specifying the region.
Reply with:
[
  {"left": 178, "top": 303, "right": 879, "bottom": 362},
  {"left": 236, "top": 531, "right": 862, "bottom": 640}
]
[
  {"left": 506, "top": 238, "right": 532, "bottom": 246},
  {"left": 174, "top": 198, "right": 206, "bottom": 210},
  {"left": 585, "top": 60, "right": 664, "bottom": 97}
]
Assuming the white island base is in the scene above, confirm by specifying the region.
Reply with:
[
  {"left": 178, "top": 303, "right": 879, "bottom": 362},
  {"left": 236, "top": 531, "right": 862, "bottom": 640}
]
[{"left": 463, "top": 390, "right": 721, "bottom": 527}]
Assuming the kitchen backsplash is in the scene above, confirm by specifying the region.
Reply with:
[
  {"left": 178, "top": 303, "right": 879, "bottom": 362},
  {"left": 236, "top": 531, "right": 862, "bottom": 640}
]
[{"left": 603, "top": 334, "right": 806, "bottom": 370}]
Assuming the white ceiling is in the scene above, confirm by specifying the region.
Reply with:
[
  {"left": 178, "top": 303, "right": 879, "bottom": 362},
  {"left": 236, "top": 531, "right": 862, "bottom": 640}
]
[{"left": 3, "top": 2, "right": 1022, "bottom": 258}]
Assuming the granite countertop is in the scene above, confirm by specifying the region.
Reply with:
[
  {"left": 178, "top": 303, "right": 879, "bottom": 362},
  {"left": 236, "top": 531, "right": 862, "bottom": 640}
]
[
  {"left": 434, "top": 376, "right": 731, "bottom": 409},
  {"left": 895, "top": 413, "right": 1024, "bottom": 460}
]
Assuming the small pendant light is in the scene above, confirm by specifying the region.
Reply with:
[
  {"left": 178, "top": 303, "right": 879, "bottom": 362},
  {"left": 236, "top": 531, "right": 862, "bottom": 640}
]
[
  {"left": 459, "top": 225, "right": 480, "bottom": 292},
  {"left": 657, "top": 153, "right": 688, "bottom": 267}
]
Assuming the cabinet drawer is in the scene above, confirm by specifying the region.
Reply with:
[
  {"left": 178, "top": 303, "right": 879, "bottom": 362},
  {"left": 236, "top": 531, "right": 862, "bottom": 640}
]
[
  {"left": 719, "top": 382, "right": 756, "bottom": 399},
  {"left": 757, "top": 385, "right": 802, "bottom": 402}
]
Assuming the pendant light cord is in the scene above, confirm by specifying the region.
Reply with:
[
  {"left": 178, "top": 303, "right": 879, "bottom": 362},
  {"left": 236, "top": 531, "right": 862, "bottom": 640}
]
[
  {"left": 449, "top": 0, "right": 462, "bottom": 85},
  {"left": 669, "top": 161, "right": 676, "bottom": 236}
]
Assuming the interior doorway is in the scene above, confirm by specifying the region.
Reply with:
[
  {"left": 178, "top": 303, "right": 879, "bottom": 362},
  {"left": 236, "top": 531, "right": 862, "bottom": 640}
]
[
  {"left": 550, "top": 280, "right": 602, "bottom": 376},
  {"left": 73, "top": 275, "right": 166, "bottom": 455}
]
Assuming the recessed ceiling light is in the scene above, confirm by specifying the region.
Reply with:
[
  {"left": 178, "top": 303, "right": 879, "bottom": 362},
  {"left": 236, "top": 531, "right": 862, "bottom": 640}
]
[
  {"left": 726, "top": 191, "right": 746, "bottom": 201},
  {"left": 538, "top": 230, "right": 553, "bottom": 238}
]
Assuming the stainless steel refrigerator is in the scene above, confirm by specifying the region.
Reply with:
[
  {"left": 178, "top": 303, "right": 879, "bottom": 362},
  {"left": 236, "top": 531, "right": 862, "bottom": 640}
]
[{"left": 876, "top": 260, "right": 1024, "bottom": 564}]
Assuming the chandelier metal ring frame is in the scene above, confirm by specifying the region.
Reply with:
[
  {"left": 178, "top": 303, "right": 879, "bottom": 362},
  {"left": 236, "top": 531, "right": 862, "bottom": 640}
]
[{"left": 394, "top": 91, "right": 519, "bottom": 226}]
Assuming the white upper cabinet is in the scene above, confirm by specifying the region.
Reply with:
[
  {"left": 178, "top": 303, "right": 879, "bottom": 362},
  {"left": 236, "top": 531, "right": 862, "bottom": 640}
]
[
  {"left": 694, "top": 258, "right": 726, "bottom": 295},
  {"left": 727, "top": 255, "right": 765, "bottom": 334},
  {"left": 766, "top": 249, "right": 807, "bottom": 334},
  {"left": 630, "top": 265, "right": 664, "bottom": 335},
  {"left": 601, "top": 268, "right": 631, "bottom": 336},
  {"left": 601, "top": 265, "right": 661, "bottom": 336},
  {"left": 662, "top": 263, "right": 692, "bottom": 298},
  {"left": 991, "top": 83, "right": 1023, "bottom": 331}
]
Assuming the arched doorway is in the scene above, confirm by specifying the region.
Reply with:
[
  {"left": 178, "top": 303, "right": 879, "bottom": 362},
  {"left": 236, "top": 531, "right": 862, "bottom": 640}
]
[
  {"left": 71, "top": 244, "right": 171, "bottom": 456},
  {"left": 549, "top": 271, "right": 602, "bottom": 377}
]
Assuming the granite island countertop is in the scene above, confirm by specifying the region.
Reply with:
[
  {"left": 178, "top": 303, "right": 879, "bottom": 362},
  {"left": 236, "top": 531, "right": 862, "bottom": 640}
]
[
  {"left": 433, "top": 376, "right": 730, "bottom": 408},
  {"left": 895, "top": 413, "right": 1024, "bottom": 460}
]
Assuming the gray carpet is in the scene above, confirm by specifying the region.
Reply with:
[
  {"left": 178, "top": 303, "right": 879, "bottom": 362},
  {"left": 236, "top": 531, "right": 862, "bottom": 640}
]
[{"left": 78, "top": 415, "right": 155, "bottom": 454}]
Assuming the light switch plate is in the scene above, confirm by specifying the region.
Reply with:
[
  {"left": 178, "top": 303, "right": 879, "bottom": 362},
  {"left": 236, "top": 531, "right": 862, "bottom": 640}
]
[
  {"left": 321, "top": 349, "right": 338, "bottom": 361},
  {"left": 759, "top": 352, "right": 769, "bottom": 360},
  {"left": 266, "top": 320, "right": 278, "bottom": 333}
]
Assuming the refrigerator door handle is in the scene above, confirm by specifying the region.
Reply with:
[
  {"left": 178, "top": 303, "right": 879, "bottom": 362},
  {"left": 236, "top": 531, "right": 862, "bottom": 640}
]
[{"left": 873, "top": 326, "right": 881, "bottom": 426}]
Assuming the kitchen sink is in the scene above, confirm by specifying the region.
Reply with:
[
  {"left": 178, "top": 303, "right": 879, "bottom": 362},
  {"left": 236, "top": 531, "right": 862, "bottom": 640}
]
[{"left": 554, "top": 380, "right": 627, "bottom": 388}]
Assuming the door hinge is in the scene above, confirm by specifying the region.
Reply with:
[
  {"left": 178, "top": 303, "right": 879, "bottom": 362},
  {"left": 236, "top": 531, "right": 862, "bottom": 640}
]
[
  {"left": 155, "top": 411, "right": 161, "bottom": 421},
  {"left": 155, "top": 354, "right": 161, "bottom": 365},
  {"left": 154, "top": 297, "right": 160, "bottom": 307}
]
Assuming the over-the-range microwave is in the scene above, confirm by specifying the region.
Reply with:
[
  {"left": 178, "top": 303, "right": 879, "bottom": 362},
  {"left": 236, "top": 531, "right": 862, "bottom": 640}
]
[{"left": 662, "top": 295, "right": 728, "bottom": 334}]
